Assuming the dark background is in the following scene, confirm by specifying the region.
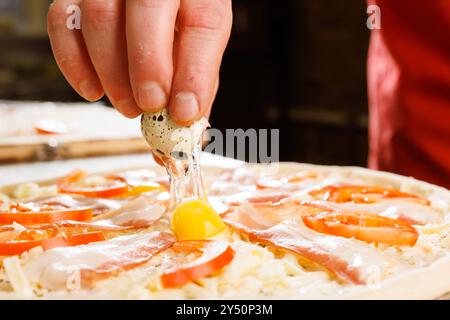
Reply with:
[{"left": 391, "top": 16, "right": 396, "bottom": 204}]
[{"left": 0, "top": 0, "right": 370, "bottom": 166}]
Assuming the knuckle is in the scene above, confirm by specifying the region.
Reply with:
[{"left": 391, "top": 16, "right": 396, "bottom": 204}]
[
  {"left": 82, "top": 0, "right": 120, "bottom": 25},
  {"left": 129, "top": 0, "right": 174, "bottom": 9},
  {"left": 180, "top": 2, "right": 232, "bottom": 35}
]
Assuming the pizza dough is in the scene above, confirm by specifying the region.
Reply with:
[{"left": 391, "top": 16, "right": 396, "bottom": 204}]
[
  {"left": 0, "top": 101, "right": 149, "bottom": 163},
  {"left": 0, "top": 159, "right": 448, "bottom": 299}
]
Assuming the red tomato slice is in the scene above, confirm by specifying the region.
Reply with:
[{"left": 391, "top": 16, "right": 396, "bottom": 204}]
[
  {"left": 161, "top": 240, "right": 235, "bottom": 288},
  {"left": 302, "top": 211, "right": 419, "bottom": 246},
  {"left": 0, "top": 231, "right": 105, "bottom": 256},
  {"left": 57, "top": 170, "right": 130, "bottom": 198},
  {"left": 30, "top": 220, "right": 130, "bottom": 232},
  {"left": 309, "top": 185, "right": 429, "bottom": 205},
  {"left": 0, "top": 201, "right": 92, "bottom": 225},
  {"left": 34, "top": 119, "right": 68, "bottom": 135}
]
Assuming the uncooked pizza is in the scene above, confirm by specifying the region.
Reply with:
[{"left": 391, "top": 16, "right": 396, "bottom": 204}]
[
  {"left": 0, "top": 160, "right": 449, "bottom": 299},
  {"left": 0, "top": 101, "right": 149, "bottom": 163}
]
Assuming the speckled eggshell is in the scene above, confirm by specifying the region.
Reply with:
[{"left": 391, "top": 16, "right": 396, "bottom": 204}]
[{"left": 141, "top": 109, "right": 209, "bottom": 159}]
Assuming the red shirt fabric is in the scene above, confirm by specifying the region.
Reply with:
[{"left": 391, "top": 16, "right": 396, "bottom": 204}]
[{"left": 367, "top": 0, "right": 450, "bottom": 188}]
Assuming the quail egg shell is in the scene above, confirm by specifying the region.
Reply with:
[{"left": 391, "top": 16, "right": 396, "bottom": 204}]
[{"left": 141, "top": 109, "right": 209, "bottom": 160}]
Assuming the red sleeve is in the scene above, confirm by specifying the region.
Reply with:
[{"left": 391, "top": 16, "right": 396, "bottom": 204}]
[{"left": 367, "top": 0, "right": 450, "bottom": 188}]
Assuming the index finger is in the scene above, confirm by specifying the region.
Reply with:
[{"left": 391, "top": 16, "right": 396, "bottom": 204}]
[{"left": 47, "top": 0, "right": 104, "bottom": 101}]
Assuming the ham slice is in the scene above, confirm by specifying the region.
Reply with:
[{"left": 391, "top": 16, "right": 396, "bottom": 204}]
[
  {"left": 224, "top": 202, "right": 398, "bottom": 284},
  {"left": 228, "top": 199, "right": 322, "bottom": 229},
  {"left": 34, "top": 194, "right": 167, "bottom": 229},
  {"left": 24, "top": 231, "right": 174, "bottom": 290},
  {"left": 94, "top": 195, "right": 166, "bottom": 228},
  {"left": 310, "top": 200, "right": 442, "bottom": 225},
  {"left": 209, "top": 168, "right": 259, "bottom": 196},
  {"left": 112, "top": 169, "right": 158, "bottom": 186},
  {"left": 36, "top": 194, "right": 124, "bottom": 216}
]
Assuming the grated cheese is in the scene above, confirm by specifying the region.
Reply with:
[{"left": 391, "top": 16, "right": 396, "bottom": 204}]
[{"left": 3, "top": 256, "right": 33, "bottom": 297}]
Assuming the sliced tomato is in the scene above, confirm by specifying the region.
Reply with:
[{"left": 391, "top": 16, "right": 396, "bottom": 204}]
[
  {"left": 22, "top": 220, "right": 131, "bottom": 235},
  {"left": 0, "top": 231, "right": 104, "bottom": 256},
  {"left": 0, "top": 201, "right": 92, "bottom": 225},
  {"left": 57, "top": 170, "right": 130, "bottom": 198},
  {"left": 58, "top": 170, "right": 165, "bottom": 199},
  {"left": 302, "top": 211, "right": 419, "bottom": 246},
  {"left": 309, "top": 185, "right": 429, "bottom": 205},
  {"left": 161, "top": 240, "right": 235, "bottom": 288},
  {"left": 34, "top": 119, "right": 68, "bottom": 135}
]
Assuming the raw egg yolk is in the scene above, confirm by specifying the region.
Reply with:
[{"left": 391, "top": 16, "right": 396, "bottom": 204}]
[{"left": 171, "top": 199, "right": 226, "bottom": 241}]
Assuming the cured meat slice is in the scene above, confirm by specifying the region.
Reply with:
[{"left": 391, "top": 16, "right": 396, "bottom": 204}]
[
  {"left": 94, "top": 194, "right": 166, "bottom": 228},
  {"left": 224, "top": 202, "right": 399, "bottom": 284},
  {"left": 309, "top": 200, "right": 442, "bottom": 225},
  {"left": 23, "top": 231, "right": 175, "bottom": 289}
]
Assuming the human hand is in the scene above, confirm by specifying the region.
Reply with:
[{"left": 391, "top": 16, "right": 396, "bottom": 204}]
[{"left": 47, "top": 0, "right": 232, "bottom": 125}]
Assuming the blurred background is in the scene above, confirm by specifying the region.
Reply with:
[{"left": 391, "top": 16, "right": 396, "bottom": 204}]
[{"left": 0, "top": 0, "right": 370, "bottom": 166}]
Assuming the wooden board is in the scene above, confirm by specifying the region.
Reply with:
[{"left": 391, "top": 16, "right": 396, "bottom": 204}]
[{"left": 0, "top": 101, "right": 150, "bottom": 163}]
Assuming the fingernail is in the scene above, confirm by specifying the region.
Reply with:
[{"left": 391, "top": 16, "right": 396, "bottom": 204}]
[
  {"left": 116, "top": 98, "right": 141, "bottom": 118},
  {"left": 79, "top": 80, "right": 103, "bottom": 101},
  {"left": 172, "top": 92, "right": 199, "bottom": 122},
  {"left": 138, "top": 82, "right": 167, "bottom": 110}
]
